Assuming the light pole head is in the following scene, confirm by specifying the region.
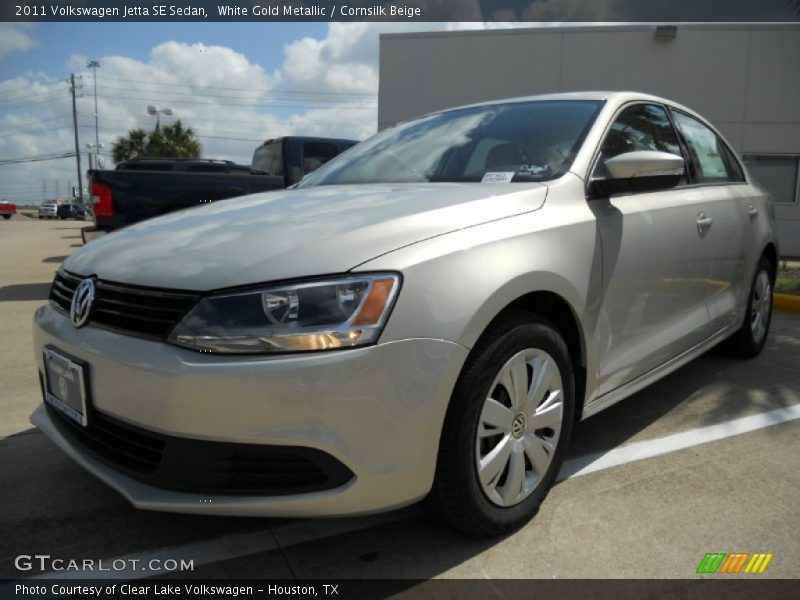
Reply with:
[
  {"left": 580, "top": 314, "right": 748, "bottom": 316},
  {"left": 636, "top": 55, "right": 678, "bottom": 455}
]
[
  {"left": 161, "top": 107, "right": 174, "bottom": 116},
  {"left": 87, "top": 60, "right": 100, "bottom": 69},
  {"left": 147, "top": 105, "right": 159, "bottom": 115}
]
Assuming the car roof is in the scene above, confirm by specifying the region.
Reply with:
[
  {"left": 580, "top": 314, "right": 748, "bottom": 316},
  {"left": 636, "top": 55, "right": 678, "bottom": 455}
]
[{"left": 432, "top": 91, "right": 701, "bottom": 119}]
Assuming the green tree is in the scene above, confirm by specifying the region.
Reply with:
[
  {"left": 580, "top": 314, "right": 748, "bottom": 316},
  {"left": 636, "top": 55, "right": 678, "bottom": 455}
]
[
  {"left": 111, "top": 127, "right": 149, "bottom": 163},
  {"left": 111, "top": 120, "right": 202, "bottom": 163}
]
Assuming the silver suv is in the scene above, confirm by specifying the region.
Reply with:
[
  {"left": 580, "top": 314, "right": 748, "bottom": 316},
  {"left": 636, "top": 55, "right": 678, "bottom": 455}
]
[
  {"left": 37, "top": 202, "right": 58, "bottom": 219},
  {"left": 32, "top": 92, "right": 776, "bottom": 536}
]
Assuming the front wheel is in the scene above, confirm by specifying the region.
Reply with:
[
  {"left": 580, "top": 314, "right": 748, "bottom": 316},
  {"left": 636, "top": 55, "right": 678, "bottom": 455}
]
[
  {"left": 431, "top": 313, "right": 575, "bottom": 537},
  {"left": 722, "top": 256, "right": 774, "bottom": 358},
  {"left": 1, "top": 214, "right": 10, "bottom": 220}
]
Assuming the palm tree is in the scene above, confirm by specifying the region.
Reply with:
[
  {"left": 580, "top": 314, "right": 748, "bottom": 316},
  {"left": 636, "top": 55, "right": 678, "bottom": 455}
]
[
  {"left": 111, "top": 120, "right": 202, "bottom": 162},
  {"left": 111, "top": 128, "right": 149, "bottom": 163},
  {"left": 146, "top": 121, "right": 202, "bottom": 159}
]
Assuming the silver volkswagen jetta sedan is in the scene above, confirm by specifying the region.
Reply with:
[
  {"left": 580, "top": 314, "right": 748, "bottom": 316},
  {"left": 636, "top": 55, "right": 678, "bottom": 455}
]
[{"left": 32, "top": 92, "right": 777, "bottom": 536}]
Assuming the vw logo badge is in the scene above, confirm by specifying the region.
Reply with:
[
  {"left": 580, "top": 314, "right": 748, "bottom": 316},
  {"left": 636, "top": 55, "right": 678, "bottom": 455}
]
[{"left": 70, "top": 278, "right": 95, "bottom": 328}]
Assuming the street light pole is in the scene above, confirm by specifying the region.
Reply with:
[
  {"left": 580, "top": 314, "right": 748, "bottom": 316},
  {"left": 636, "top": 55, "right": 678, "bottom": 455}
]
[{"left": 87, "top": 60, "right": 100, "bottom": 151}]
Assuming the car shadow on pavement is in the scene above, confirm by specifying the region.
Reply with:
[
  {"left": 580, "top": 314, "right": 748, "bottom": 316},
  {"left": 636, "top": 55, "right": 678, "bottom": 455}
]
[
  {"left": 2, "top": 314, "right": 798, "bottom": 580},
  {"left": 42, "top": 256, "right": 68, "bottom": 264},
  {"left": 0, "top": 283, "right": 51, "bottom": 301}
]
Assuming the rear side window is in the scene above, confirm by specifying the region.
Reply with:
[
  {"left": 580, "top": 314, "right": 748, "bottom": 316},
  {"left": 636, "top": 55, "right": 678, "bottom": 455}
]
[
  {"left": 302, "top": 142, "right": 338, "bottom": 175},
  {"left": 252, "top": 141, "right": 284, "bottom": 177},
  {"left": 671, "top": 111, "right": 744, "bottom": 183}
]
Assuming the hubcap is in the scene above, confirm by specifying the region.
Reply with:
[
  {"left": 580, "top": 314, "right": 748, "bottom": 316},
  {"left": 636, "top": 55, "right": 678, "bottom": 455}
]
[
  {"left": 475, "top": 348, "right": 564, "bottom": 508},
  {"left": 750, "top": 270, "right": 772, "bottom": 344}
]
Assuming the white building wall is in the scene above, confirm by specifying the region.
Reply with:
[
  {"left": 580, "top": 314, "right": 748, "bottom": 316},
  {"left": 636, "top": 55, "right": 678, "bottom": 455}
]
[{"left": 379, "top": 25, "right": 800, "bottom": 255}]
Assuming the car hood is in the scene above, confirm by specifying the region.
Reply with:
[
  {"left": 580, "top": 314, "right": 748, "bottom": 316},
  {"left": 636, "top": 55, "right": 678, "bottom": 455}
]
[{"left": 65, "top": 182, "right": 547, "bottom": 290}]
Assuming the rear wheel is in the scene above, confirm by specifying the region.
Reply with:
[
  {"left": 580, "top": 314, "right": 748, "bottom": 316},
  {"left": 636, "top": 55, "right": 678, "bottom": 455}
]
[
  {"left": 431, "top": 313, "right": 575, "bottom": 537},
  {"left": 722, "top": 256, "right": 773, "bottom": 358},
  {"left": 1, "top": 214, "right": 10, "bottom": 220}
]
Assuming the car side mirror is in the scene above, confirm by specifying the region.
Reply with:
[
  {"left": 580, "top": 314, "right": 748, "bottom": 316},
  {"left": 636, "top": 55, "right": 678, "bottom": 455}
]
[{"left": 589, "top": 150, "right": 684, "bottom": 198}]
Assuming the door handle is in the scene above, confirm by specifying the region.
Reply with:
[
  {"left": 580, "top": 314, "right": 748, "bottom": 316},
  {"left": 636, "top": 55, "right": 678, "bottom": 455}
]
[
  {"left": 696, "top": 213, "right": 713, "bottom": 231},
  {"left": 747, "top": 203, "right": 759, "bottom": 217}
]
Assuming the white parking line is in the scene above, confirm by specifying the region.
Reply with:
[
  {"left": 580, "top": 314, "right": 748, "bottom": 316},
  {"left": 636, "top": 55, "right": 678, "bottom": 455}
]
[
  {"left": 558, "top": 403, "right": 800, "bottom": 480},
  {"left": 29, "top": 403, "right": 800, "bottom": 580}
]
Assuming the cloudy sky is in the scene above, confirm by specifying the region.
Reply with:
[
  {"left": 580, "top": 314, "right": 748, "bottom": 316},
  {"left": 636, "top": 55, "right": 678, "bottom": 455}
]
[{"left": 0, "top": 21, "right": 527, "bottom": 205}]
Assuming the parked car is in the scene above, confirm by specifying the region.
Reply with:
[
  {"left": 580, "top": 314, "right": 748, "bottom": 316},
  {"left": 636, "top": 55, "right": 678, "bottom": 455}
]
[
  {"left": 32, "top": 92, "right": 777, "bottom": 536},
  {"left": 37, "top": 202, "right": 58, "bottom": 219},
  {"left": 0, "top": 200, "right": 16, "bottom": 220},
  {"left": 83, "top": 137, "right": 357, "bottom": 242},
  {"left": 56, "top": 203, "right": 86, "bottom": 220}
]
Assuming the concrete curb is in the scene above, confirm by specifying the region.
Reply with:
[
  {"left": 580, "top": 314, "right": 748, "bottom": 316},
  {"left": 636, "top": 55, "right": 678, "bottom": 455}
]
[{"left": 774, "top": 294, "right": 800, "bottom": 314}]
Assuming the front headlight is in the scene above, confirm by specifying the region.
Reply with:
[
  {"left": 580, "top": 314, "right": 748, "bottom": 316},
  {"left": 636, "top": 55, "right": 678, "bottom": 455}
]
[{"left": 168, "top": 274, "right": 401, "bottom": 354}]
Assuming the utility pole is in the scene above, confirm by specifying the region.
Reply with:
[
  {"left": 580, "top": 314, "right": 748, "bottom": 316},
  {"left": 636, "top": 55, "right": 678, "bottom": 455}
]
[
  {"left": 69, "top": 74, "right": 83, "bottom": 203},
  {"left": 42, "top": 179, "right": 46, "bottom": 202}
]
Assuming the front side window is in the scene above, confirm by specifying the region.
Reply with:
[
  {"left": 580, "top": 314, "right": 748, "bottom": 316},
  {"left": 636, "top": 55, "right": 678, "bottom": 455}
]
[
  {"left": 299, "top": 100, "right": 604, "bottom": 187},
  {"left": 671, "top": 111, "right": 741, "bottom": 183},
  {"left": 594, "top": 103, "right": 683, "bottom": 180}
]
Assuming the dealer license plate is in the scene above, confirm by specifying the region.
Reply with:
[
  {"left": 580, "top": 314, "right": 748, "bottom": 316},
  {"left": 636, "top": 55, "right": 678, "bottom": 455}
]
[{"left": 42, "top": 346, "right": 90, "bottom": 427}]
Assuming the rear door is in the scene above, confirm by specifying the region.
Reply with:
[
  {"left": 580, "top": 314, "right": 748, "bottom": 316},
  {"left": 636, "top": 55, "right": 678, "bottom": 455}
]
[
  {"left": 670, "top": 109, "right": 750, "bottom": 335},
  {"left": 592, "top": 103, "right": 713, "bottom": 395}
]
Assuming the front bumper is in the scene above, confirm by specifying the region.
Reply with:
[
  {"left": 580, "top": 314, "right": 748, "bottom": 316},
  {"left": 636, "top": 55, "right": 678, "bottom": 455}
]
[{"left": 32, "top": 304, "right": 468, "bottom": 516}]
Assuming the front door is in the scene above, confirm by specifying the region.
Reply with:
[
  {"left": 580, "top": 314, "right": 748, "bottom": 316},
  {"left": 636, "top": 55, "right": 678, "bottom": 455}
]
[{"left": 591, "top": 103, "right": 714, "bottom": 395}]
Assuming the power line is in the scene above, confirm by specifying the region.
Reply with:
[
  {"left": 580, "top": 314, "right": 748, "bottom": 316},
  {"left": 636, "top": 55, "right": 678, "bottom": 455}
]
[
  {"left": 0, "top": 113, "right": 72, "bottom": 131},
  {"left": 0, "top": 151, "right": 76, "bottom": 166},
  {"left": 0, "top": 95, "right": 70, "bottom": 111},
  {"left": 0, "top": 89, "right": 67, "bottom": 107},
  {"left": 78, "top": 123, "right": 264, "bottom": 143},
  {"left": 0, "top": 126, "right": 73, "bottom": 140},
  {"left": 92, "top": 83, "right": 375, "bottom": 104},
  {"left": 94, "top": 75, "right": 376, "bottom": 97},
  {"left": 0, "top": 79, "right": 65, "bottom": 101},
  {"left": 88, "top": 92, "right": 374, "bottom": 110}
]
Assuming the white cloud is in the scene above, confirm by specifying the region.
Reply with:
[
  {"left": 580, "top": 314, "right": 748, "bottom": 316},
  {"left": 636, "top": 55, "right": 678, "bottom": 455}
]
[
  {"left": 0, "top": 23, "right": 37, "bottom": 59},
  {"left": 0, "top": 22, "right": 530, "bottom": 205}
]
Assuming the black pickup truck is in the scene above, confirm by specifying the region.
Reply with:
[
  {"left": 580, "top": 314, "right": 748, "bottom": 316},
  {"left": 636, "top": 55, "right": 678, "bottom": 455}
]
[{"left": 84, "top": 136, "right": 356, "bottom": 242}]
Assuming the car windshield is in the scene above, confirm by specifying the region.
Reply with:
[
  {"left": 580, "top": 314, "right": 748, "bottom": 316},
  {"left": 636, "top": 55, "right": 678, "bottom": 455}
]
[{"left": 299, "top": 100, "right": 603, "bottom": 187}]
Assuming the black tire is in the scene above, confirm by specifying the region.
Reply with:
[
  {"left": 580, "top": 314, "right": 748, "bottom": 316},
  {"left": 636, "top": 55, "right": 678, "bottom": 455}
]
[
  {"left": 38, "top": 216, "right": 43, "bottom": 219},
  {"left": 722, "top": 256, "right": 774, "bottom": 358},
  {"left": 1, "top": 214, "right": 10, "bottom": 220},
  {"left": 430, "top": 312, "right": 575, "bottom": 537}
]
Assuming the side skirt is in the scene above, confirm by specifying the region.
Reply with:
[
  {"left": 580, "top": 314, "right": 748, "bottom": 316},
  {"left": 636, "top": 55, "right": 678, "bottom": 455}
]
[{"left": 581, "top": 324, "right": 738, "bottom": 420}]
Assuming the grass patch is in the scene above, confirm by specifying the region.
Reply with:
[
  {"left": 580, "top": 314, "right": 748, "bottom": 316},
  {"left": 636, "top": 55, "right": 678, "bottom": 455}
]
[{"left": 777, "top": 262, "right": 800, "bottom": 295}]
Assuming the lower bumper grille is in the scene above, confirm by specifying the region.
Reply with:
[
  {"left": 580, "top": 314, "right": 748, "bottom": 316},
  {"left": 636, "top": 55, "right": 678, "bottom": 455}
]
[{"left": 44, "top": 402, "right": 354, "bottom": 496}]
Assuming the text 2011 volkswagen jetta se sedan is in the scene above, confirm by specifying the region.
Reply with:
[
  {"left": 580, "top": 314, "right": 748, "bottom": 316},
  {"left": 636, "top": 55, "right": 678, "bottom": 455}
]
[{"left": 32, "top": 92, "right": 777, "bottom": 536}]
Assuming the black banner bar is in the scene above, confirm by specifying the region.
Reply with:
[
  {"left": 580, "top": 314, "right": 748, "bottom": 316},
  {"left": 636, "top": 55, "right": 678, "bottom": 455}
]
[
  {"left": 2, "top": 579, "right": 800, "bottom": 600},
  {"left": 3, "top": 0, "right": 800, "bottom": 23}
]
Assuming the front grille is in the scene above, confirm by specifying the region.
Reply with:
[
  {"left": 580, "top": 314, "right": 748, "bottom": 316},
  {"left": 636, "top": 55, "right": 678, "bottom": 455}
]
[
  {"left": 50, "top": 270, "right": 200, "bottom": 338},
  {"left": 45, "top": 403, "right": 354, "bottom": 496}
]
